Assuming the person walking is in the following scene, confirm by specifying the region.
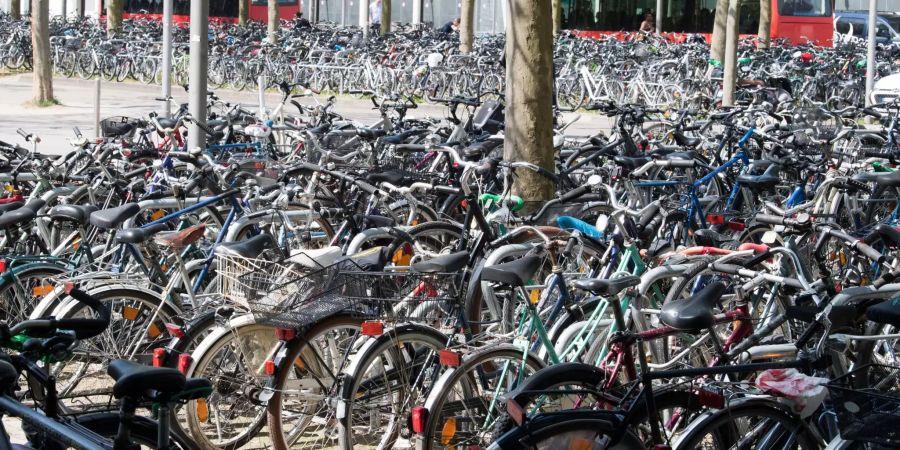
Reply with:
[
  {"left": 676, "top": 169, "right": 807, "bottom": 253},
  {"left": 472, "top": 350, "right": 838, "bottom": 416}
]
[
  {"left": 369, "top": 0, "right": 382, "bottom": 32},
  {"left": 640, "top": 12, "right": 654, "bottom": 32}
]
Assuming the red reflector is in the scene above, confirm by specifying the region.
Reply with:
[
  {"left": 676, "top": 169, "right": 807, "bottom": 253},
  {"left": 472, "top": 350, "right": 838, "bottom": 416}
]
[
  {"left": 255, "top": 162, "right": 265, "bottom": 169},
  {"left": 63, "top": 281, "right": 74, "bottom": 294},
  {"left": 177, "top": 354, "right": 192, "bottom": 374},
  {"left": 460, "top": 199, "right": 469, "bottom": 209},
  {"left": 264, "top": 359, "right": 276, "bottom": 376},
  {"left": 165, "top": 323, "right": 185, "bottom": 338},
  {"left": 275, "top": 328, "right": 296, "bottom": 341},
  {"left": 411, "top": 406, "right": 427, "bottom": 433},
  {"left": 697, "top": 388, "right": 725, "bottom": 409},
  {"left": 121, "top": 149, "right": 132, "bottom": 157},
  {"left": 0, "top": 259, "right": 8, "bottom": 273},
  {"left": 726, "top": 220, "right": 746, "bottom": 231},
  {"left": 152, "top": 348, "right": 166, "bottom": 367},
  {"left": 361, "top": 321, "right": 383, "bottom": 337},
  {"left": 706, "top": 214, "right": 725, "bottom": 225},
  {"left": 507, "top": 399, "right": 526, "bottom": 425},
  {"left": 439, "top": 349, "right": 461, "bottom": 367}
]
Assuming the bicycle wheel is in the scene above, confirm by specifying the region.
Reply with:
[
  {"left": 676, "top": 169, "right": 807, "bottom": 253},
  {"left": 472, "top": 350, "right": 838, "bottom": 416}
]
[
  {"left": 185, "top": 318, "right": 275, "bottom": 450},
  {"left": 267, "top": 314, "right": 363, "bottom": 450},
  {"left": 418, "top": 344, "right": 547, "bottom": 450},
  {"left": 492, "top": 410, "right": 644, "bottom": 450},
  {"left": 337, "top": 324, "right": 448, "bottom": 450},
  {"left": 0, "top": 265, "right": 67, "bottom": 324},
  {"left": 674, "top": 397, "right": 821, "bottom": 450},
  {"left": 75, "top": 412, "right": 196, "bottom": 450}
]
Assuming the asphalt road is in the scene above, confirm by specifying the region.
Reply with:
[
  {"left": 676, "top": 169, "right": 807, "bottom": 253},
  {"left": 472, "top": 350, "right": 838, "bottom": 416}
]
[{"left": 0, "top": 74, "right": 613, "bottom": 154}]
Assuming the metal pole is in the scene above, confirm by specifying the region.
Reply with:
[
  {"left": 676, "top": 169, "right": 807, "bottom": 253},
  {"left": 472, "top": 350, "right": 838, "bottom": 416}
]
[
  {"left": 258, "top": 74, "right": 266, "bottom": 117},
  {"left": 340, "top": 0, "right": 345, "bottom": 26},
  {"left": 359, "top": 0, "right": 369, "bottom": 38},
  {"left": 161, "top": 0, "right": 172, "bottom": 117},
  {"left": 94, "top": 79, "right": 101, "bottom": 139},
  {"left": 656, "top": 0, "right": 663, "bottom": 33},
  {"left": 411, "top": 0, "right": 421, "bottom": 24},
  {"left": 865, "top": 0, "right": 877, "bottom": 106},
  {"left": 188, "top": 0, "right": 208, "bottom": 150}
]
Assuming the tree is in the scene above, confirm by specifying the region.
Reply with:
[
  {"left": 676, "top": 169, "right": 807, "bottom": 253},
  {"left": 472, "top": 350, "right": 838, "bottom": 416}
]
[
  {"left": 459, "top": 0, "right": 474, "bottom": 53},
  {"left": 31, "top": 0, "right": 53, "bottom": 104},
  {"left": 758, "top": 0, "right": 771, "bottom": 49},
  {"left": 380, "top": 0, "right": 390, "bottom": 35},
  {"left": 238, "top": 0, "right": 249, "bottom": 25},
  {"left": 10, "top": 0, "right": 20, "bottom": 20},
  {"left": 106, "top": 0, "right": 123, "bottom": 34},
  {"left": 552, "top": 0, "right": 562, "bottom": 35},
  {"left": 722, "top": 0, "right": 740, "bottom": 106},
  {"left": 504, "top": 0, "right": 555, "bottom": 202},
  {"left": 710, "top": 0, "right": 728, "bottom": 62},
  {"left": 268, "top": 0, "right": 279, "bottom": 44}
]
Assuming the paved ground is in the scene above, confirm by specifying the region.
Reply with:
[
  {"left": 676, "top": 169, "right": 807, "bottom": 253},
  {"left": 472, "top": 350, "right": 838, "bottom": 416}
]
[{"left": 0, "top": 74, "right": 613, "bottom": 154}]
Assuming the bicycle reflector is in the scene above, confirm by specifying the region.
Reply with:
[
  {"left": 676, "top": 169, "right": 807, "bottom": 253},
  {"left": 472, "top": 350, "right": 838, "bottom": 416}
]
[
  {"left": 177, "top": 354, "right": 192, "bottom": 374},
  {"left": 439, "top": 349, "right": 461, "bottom": 367},
  {"left": 507, "top": 398, "right": 526, "bottom": 425},
  {"left": 63, "top": 281, "right": 74, "bottom": 294},
  {"left": 275, "top": 328, "right": 296, "bottom": 341},
  {"left": 164, "top": 323, "right": 185, "bottom": 339},
  {"left": 361, "top": 320, "right": 384, "bottom": 336},
  {"left": 152, "top": 348, "right": 166, "bottom": 368},
  {"left": 727, "top": 220, "right": 746, "bottom": 231},
  {"left": 0, "top": 260, "right": 6, "bottom": 274},
  {"left": 265, "top": 359, "right": 276, "bottom": 376},
  {"left": 410, "top": 406, "right": 427, "bottom": 433},
  {"left": 706, "top": 214, "right": 725, "bottom": 225}
]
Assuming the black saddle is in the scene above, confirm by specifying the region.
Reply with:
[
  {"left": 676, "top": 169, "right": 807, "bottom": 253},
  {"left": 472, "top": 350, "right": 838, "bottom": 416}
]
[
  {"left": 0, "top": 202, "right": 23, "bottom": 215},
  {"left": 116, "top": 223, "right": 169, "bottom": 245},
  {"left": 0, "top": 207, "right": 35, "bottom": 229},
  {"left": 463, "top": 139, "right": 503, "bottom": 159},
  {"left": 105, "top": 122, "right": 134, "bottom": 138},
  {"left": 866, "top": 298, "right": 900, "bottom": 328},
  {"left": 108, "top": 359, "right": 185, "bottom": 399},
  {"left": 480, "top": 256, "right": 543, "bottom": 287},
  {"left": 216, "top": 234, "right": 279, "bottom": 259},
  {"left": 674, "top": 131, "right": 701, "bottom": 147},
  {"left": 660, "top": 281, "right": 726, "bottom": 331},
  {"left": 693, "top": 229, "right": 740, "bottom": 250},
  {"left": 383, "top": 129, "right": 428, "bottom": 145},
  {"left": 366, "top": 170, "right": 414, "bottom": 186},
  {"left": 736, "top": 164, "right": 780, "bottom": 192},
  {"left": 90, "top": 203, "right": 140, "bottom": 230},
  {"left": 356, "top": 127, "right": 387, "bottom": 140},
  {"left": 412, "top": 251, "right": 469, "bottom": 274},
  {"left": 49, "top": 205, "right": 99, "bottom": 226},
  {"left": 308, "top": 123, "right": 331, "bottom": 136},
  {"left": 613, "top": 155, "right": 651, "bottom": 170},
  {"left": 853, "top": 170, "right": 900, "bottom": 188},
  {"left": 572, "top": 275, "right": 640, "bottom": 297}
]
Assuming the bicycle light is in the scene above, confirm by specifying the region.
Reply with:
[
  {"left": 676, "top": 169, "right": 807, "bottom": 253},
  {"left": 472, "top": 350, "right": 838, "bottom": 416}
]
[{"left": 410, "top": 406, "right": 428, "bottom": 433}]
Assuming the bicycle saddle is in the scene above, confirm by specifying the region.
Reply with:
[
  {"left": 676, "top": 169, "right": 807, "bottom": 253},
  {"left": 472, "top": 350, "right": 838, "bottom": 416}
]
[
  {"left": 90, "top": 203, "right": 140, "bottom": 230},
  {"left": 852, "top": 170, "right": 900, "bottom": 188},
  {"left": 49, "top": 205, "right": 99, "bottom": 226},
  {"left": 866, "top": 298, "right": 900, "bottom": 328},
  {"left": 216, "top": 234, "right": 280, "bottom": 259},
  {"left": 116, "top": 223, "right": 169, "bottom": 245},
  {"left": 0, "top": 202, "right": 23, "bottom": 215},
  {"left": 464, "top": 139, "right": 503, "bottom": 159},
  {"left": 108, "top": 359, "right": 185, "bottom": 399},
  {"left": 288, "top": 246, "right": 343, "bottom": 269},
  {"left": 105, "top": 122, "right": 134, "bottom": 137},
  {"left": 693, "top": 229, "right": 741, "bottom": 250},
  {"left": 0, "top": 207, "right": 35, "bottom": 229},
  {"left": 153, "top": 223, "right": 206, "bottom": 249},
  {"left": 412, "top": 251, "right": 469, "bottom": 274},
  {"left": 307, "top": 123, "right": 331, "bottom": 135},
  {"left": 660, "top": 281, "right": 726, "bottom": 331},
  {"left": 156, "top": 118, "right": 177, "bottom": 130},
  {"left": 356, "top": 127, "right": 387, "bottom": 140},
  {"left": 382, "top": 129, "right": 427, "bottom": 145},
  {"left": 572, "top": 275, "right": 640, "bottom": 297},
  {"left": 674, "top": 131, "right": 701, "bottom": 147},
  {"left": 736, "top": 164, "right": 780, "bottom": 192},
  {"left": 480, "top": 256, "right": 543, "bottom": 287},
  {"left": 613, "top": 155, "right": 651, "bottom": 169},
  {"left": 366, "top": 170, "right": 415, "bottom": 186}
]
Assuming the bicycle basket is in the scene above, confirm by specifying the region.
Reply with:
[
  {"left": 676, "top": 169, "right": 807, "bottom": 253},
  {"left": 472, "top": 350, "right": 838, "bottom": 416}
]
[
  {"left": 245, "top": 259, "right": 369, "bottom": 329},
  {"left": 345, "top": 270, "right": 462, "bottom": 324},
  {"left": 215, "top": 254, "right": 311, "bottom": 308},
  {"left": 826, "top": 364, "right": 900, "bottom": 445},
  {"left": 100, "top": 116, "right": 146, "bottom": 139}
]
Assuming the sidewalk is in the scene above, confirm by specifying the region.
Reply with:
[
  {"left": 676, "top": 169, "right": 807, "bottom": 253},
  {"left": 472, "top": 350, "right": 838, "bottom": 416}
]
[{"left": 0, "top": 74, "right": 611, "bottom": 154}]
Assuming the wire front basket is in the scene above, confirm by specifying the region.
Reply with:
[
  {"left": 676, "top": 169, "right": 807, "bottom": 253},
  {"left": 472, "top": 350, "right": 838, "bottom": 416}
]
[
  {"left": 215, "top": 254, "right": 312, "bottom": 309},
  {"left": 826, "top": 364, "right": 900, "bottom": 445},
  {"left": 345, "top": 270, "right": 461, "bottom": 324}
]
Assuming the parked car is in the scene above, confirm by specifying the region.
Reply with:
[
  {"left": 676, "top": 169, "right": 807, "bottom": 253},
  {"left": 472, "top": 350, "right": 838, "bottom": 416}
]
[{"left": 835, "top": 11, "right": 900, "bottom": 45}]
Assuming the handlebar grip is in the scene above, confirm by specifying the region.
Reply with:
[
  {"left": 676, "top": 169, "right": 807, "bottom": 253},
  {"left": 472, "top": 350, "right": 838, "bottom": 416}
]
[
  {"left": 393, "top": 144, "right": 428, "bottom": 153},
  {"left": 862, "top": 107, "right": 882, "bottom": 119},
  {"left": 16, "top": 129, "right": 28, "bottom": 139},
  {"left": 855, "top": 241, "right": 885, "bottom": 264},
  {"left": 258, "top": 183, "right": 281, "bottom": 195},
  {"left": 433, "top": 185, "right": 462, "bottom": 196},
  {"left": 356, "top": 180, "right": 379, "bottom": 196},
  {"left": 123, "top": 165, "right": 149, "bottom": 180},
  {"left": 755, "top": 214, "right": 786, "bottom": 226},
  {"left": 668, "top": 159, "right": 696, "bottom": 168},
  {"left": 558, "top": 185, "right": 590, "bottom": 203}
]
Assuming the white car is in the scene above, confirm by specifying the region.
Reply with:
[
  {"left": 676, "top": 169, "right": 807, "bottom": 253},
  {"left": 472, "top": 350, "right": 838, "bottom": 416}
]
[{"left": 871, "top": 72, "right": 900, "bottom": 104}]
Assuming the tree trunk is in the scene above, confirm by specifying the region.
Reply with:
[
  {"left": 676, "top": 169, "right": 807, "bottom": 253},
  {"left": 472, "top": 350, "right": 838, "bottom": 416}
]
[
  {"left": 552, "top": 0, "right": 561, "bottom": 35},
  {"left": 722, "top": 0, "right": 740, "bottom": 106},
  {"left": 31, "top": 0, "right": 53, "bottom": 104},
  {"left": 238, "top": 0, "right": 248, "bottom": 25},
  {"left": 106, "top": 0, "right": 123, "bottom": 35},
  {"left": 380, "top": 0, "right": 390, "bottom": 35},
  {"left": 10, "top": 0, "right": 20, "bottom": 20},
  {"left": 459, "top": 0, "right": 474, "bottom": 53},
  {"left": 268, "top": 0, "right": 279, "bottom": 44},
  {"left": 504, "top": 0, "right": 555, "bottom": 202},
  {"left": 710, "top": 0, "right": 728, "bottom": 62},
  {"left": 758, "top": 0, "right": 771, "bottom": 48}
]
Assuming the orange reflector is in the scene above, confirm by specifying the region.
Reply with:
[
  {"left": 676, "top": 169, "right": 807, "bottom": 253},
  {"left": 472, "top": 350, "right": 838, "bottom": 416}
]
[
  {"left": 147, "top": 323, "right": 161, "bottom": 338},
  {"left": 152, "top": 348, "right": 166, "bottom": 367},
  {"left": 440, "top": 416, "right": 457, "bottom": 445},
  {"left": 294, "top": 357, "right": 306, "bottom": 370},
  {"left": 530, "top": 289, "right": 540, "bottom": 305},
  {"left": 439, "top": 349, "right": 461, "bottom": 367},
  {"left": 569, "top": 438, "right": 594, "bottom": 450},
  {"left": 410, "top": 406, "right": 427, "bottom": 434},
  {"left": 361, "top": 321, "right": 384, "bottom": 337},
  {"left": 32, "top": 285, "right": 53, "bottom": 297},
  {"left": 196, "top": 398, "right": 209, "bottom": 423},
  {"left": 122, "top": 306, "right": 139, "bottom": 321},
  {"left": 392, "top": 243, "right": 412, "bottom": 266},
  {"left": 150, "top": 209, "right": 166, "bottom": 221}
]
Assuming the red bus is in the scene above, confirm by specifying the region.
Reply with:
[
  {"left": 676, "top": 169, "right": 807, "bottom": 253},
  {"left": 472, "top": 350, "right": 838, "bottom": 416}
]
[{"left": 107, "top": 0, "right": 302, "bottom": 24}]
